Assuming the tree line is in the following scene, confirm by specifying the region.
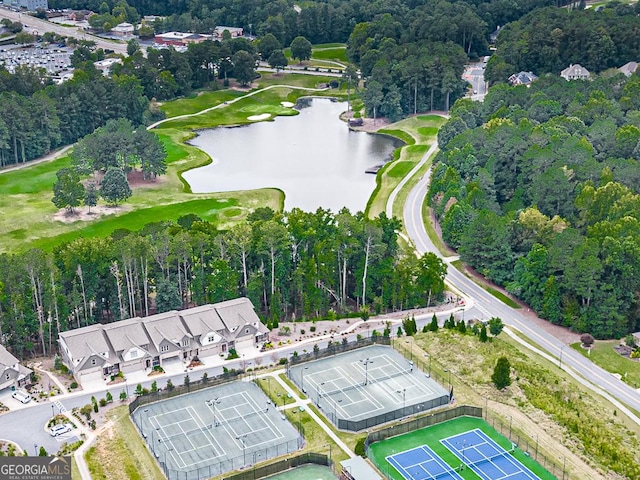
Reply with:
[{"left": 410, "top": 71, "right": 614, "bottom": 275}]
[
  {"left": 429, "top": 72, "right": 640, "bottom": 338},
  {"left": 0, "top": 208, "right": 447, "bottom": 359},
  {"left": 0, "top": 60, "right": 152, "bottom": 167},
  {"left": 486, "top": 4, "right": 640, "bottom": 84}
]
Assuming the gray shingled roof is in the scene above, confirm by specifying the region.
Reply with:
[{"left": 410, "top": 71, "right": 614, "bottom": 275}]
[
  {"left": 0, "top": 344, "right": 19, "bottom": 368},
  {"left": 59, "top": 324, "right": 111, "bottom": 359},
  {"left": 214, "top": 298, "right": 268, "bottom": 339},
  {"left": 179, "top": 305, "right": 226, "bottom": 337},
  {"left": 140, "top": 311, "right": 191, "bottom": 348},
  {"left": 103, "top": 318, "right": 152, "bottom": 357}
]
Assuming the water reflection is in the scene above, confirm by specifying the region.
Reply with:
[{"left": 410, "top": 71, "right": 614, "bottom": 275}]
[{"left": 183, "top": 97, "right": 403, "bottom": 213}]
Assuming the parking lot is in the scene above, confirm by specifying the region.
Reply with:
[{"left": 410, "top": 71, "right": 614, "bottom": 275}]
[{"left": 0, "top": 44, "right": 73, "bottom": 76}]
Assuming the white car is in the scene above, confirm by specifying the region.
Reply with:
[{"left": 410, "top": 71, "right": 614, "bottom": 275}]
[
  {"left": 11, "top": 390, "right": 31, "bottom": 404},
  {"left": 50, "top": 424, "right": 72, "bottom": 437}
]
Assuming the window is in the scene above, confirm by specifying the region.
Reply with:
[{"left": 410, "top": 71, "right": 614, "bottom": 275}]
[
  {"left": 130, "top": 350, "right": 138, "bottom": 359},
  {"left": 222, "top": 344, "right": 227, "bottom": 352},
  {"left": 161, "top": 344, "right": 170, "bottom": 353},
  {"left": 245, "top": 328, "right": 250, "bottom": 334},
  {"left": 208, "top": 335, "right": 215, "bottom": 343},
  {"left": 91, "top": 358, "right": 96, "bottom": 366},
  {"left": 182, "top": 339, "right": 189, "bottom": 347},
  {"left": 5, "top": 373, "right": 9, "bottom": 380}
]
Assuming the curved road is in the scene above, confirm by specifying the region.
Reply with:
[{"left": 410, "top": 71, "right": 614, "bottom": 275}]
[{"left": 403, "top": 158, "right": 640, "bottom": 421}]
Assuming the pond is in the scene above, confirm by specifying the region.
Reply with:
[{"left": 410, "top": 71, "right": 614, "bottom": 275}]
[{"left": 183, "top": 97, "right": 403, "bottom": 213}]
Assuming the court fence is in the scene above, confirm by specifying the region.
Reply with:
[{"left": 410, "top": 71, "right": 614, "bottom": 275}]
[
  {"left": 335, "top": 394, "right": 450, "bottom": 432},
  {"left": 222, "top": 452, "right": 331, "bottom": 480},
  {"left": 364, "top": 405, "right": 482, "bottom": 454},
  {"left": 128, "top": 370, "right": 244, "bottom": 414},
  {"left": 287, "top": 335, "right": 391, "bottom": 368},
  {"left": 152, "top": 437, "right": 304, "bottom": 480}
]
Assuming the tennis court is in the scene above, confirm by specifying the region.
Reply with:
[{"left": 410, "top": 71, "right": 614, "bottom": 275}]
[
  {"left": 288, "top": 345, "right": 449, "bottom": 430},
  {"left": 131, "top": 381, "right": 301, "bottom": 480},
  {"left": 442, "top": 429, "right": 539, "bottom": 480},
  {"left": 368, "top": 416, "right": 557, "bottom": 480},
  {"left": 386, "top": 445, "right": 463, "bottom": 480}
]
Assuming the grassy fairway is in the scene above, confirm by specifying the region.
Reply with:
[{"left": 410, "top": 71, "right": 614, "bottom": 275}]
[
  {"left": 367, "top": 115, "right": 446, "bottom": 219},
  {"left": 0, "top": 75, "right": 347, "bottom": 253},
  {"left": 571, "top": 340, "right": 640, "bottom": 388},
  {"left": 85, "top": 406, "right": 164, "bottom": 480}
]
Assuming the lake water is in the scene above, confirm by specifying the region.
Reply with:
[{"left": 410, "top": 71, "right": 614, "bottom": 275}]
[{"left": 183, "top": 97, "right": 402, "bottom": 213}]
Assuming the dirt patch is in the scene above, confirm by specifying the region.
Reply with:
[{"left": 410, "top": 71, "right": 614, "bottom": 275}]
[
  {"left": 53, "top": 204, "right": 131, "bottom": 224},
  {"left": 348, "top": 117, "right": 392, "bottom": 132}
]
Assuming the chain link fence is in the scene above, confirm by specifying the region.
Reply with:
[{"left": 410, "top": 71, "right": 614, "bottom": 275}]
[{"left": 221, "top": 452, "right": 331, "bottom": 480}]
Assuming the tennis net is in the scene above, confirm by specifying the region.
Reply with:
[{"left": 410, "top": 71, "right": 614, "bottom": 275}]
[
  {"left": 426, "top": 468, "right": 461, "bottom": 479},
  {"left": 157, "top": 424, "right": 212, "bottom": 443},
  {"left": 320, "top": 368, "right": 409, "bottom": 397},
  {"left": 464, "top": 451, "right": 513, "bottom": 470},
  {"left": 215, "top": 407, "right": 269, "bottom": 427}
]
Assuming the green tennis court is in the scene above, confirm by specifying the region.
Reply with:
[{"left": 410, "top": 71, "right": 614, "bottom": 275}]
[{"left": 368, "top": 416, "right": 557, "bottom": 480}]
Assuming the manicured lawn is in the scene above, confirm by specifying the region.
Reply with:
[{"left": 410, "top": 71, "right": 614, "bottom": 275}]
[
  {"left": 85, "top": 406, "right": 164, "bottom": 480},
  {"left": 368, "top": 417, "right": 556, "bottom": 480},
  {"left": 367, "top": 115, "right": 445, "bottom": 219},
  {"left": 158, "top": 90, "right": 244, "bottom": 118},
  {"left": 570, "top": 340, "right": 640, "bottom": 388},
  {"left": 311, "top": 46, "right": 347, "bottom": 63}
]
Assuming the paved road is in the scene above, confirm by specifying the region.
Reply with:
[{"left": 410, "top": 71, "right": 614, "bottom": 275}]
[
  {"left": 463, "top": 62, "right": 487, "bottom": 101},
  {"left": 0, "top": 7, "right": 130, "bottom": 55},
  {"left": 403, "top": 164, "right": 640, "bottom": 420}
]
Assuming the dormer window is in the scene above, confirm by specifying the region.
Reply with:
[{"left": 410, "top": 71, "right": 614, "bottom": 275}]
[
  {"left": 245, "top": 328, "right": 250, "bottom": 334},
  {"left": 130, "top": 350, "right": 138, "bottom": 359},
  {"left": 161, "top": 344, "right": 170, "bottom": 352},
  {"left": 91, "top": 358, "right": 97, "bottom": 366},
  {"left": 5, "top": 373, "right": 9, "bottom": 380},
  {"left": 208, "top": 335, "right": 215, "bottom": 343},
  {"left": 182, "top": 339, "right": 189, "bottom": 347}
]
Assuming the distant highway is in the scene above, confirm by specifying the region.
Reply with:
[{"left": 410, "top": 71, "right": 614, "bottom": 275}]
[{"left": 0, "top": 7, "right": 130, "bottom": 55}]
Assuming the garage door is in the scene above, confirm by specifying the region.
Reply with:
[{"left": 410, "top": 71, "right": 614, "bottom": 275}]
[{"left": 79, "top": 370, "right": 102, "bottom": 384}]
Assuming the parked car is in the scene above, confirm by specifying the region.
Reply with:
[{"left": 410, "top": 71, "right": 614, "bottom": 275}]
[
  {"left": 50, "top": 424, "right": 72, "bottom": 437},
  {"left": 11, "top": 390, "right": 31, "bottom": 404}
]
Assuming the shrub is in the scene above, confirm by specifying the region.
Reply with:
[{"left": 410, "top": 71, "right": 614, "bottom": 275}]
[
  {"left": 202, "top": 372, "right": 209, "bottom": 383},
  {"left": 581, "top": 333, "right": 595, "bottom": 348},
  {"left": 359, "top": 306, "right": 370, "bottom": 321},
  {"left": 624, "top": 334, "right": 636, "bottom": 349},
  {"left": 488, "top": 317, "right": 504, "bottom": 336},
  {"left": 119, "top": 390, "right": 127, "bottom": 401},
  {"left": 226, "top": 349, "right": 240, "bottom": 360},
  {"left": 99, "top": 398, "right": 107, "bottom": 407},
  {"left": 69, "top": 381, "right": 78, "bottom": 390},
  {"left": 354, "top": 437, "right": 366, "bottom": 456},
  {"left": 151, "top": 381, "right": 158, "bottom": 393},
  {"left": 310, "top": 326, "right": 316, "bottom": 332},
  {"left": 184, "top": 375, "right": 190, "bottom": 387},
  {"left": 278, "top": 358, "right": 288, "bottom": 365},
  {"left": 300, "top": 329, "right": 306, "bottom": 335},
  {"left": 105, "top": 391, "right": 112, "bottom": 403},
  {"left": 93, "top": 402, "right": 98, "bottom": 413},
  {"left": 479, "top": 324, "right": 488, "bottom": 343},
  {"left": 166, "top": 379, "right": 174, "bottom": 391}
]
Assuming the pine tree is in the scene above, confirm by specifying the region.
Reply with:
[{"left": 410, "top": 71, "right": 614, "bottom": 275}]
[
  {"left": 492, "top": 356, "right": 512, "bottom": 390},
  {"left": 479, "top": 324, "right": 488, "bottom": 342}
]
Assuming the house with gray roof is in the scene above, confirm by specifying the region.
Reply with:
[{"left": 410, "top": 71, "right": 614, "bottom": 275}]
[
  {"left": 58, "top": 297, "right": 269, "bottom": 385},
  {"left": 561, "top": 64, "right": 590, "bottom": 81},
  {"left": 0, "top": 344, "right": 32, "bottom": 392},
  {"left": 508, "top": 71, "right": 538, "bottom": 87},
  {"left": 619, "top": 61, "right": 638, "bottom": 77}
]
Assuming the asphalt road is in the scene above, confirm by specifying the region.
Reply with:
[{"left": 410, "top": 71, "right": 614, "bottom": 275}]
[
  {"left": 463, "top": 62, "right": 487, "bottom": 101},
  {"left": 0, "top": 7, "right": 130, "bottom": 55},
  {"left": 403, "top": 162, "right": 640, "bottom": 419}
]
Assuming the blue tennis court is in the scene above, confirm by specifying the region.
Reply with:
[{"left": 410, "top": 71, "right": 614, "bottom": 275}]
[
  {"left": 386, "top": 445, "right": 463, "bottom": 480},
  {"left": 441, "top": 429, "right": 540, "bottom": 480}
]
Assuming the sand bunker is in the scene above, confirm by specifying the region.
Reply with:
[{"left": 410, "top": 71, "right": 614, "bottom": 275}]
[
  {"left": 247, "top": 113, "right": 271, "bottom": 121},
  {"left": 281, "top": 101, "right": 295, "bottom": 108}
]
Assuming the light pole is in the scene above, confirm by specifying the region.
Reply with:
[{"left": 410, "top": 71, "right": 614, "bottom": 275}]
[
  {"left": 236, "top": 434, "right": 247, "bottom": 466},
  {"left": 559, "top": 345, "right": 566, "bottom": 369},
  {"left": 424, "top": 353, "right": 432, "bottom": 377},
  {"left": 142, "top": 408, "right": 149, "bottom": 437},
  {"left": 301, "top": 366, "right": 308, "bottom": 393},
  {"left": 324, "top": 443, "right": 332, "bottom": 465},
  {"left": 207, "top": 397, "right": 221, "bottom": 426},
  {"left": 397, "top": 388, "right": 406, "bottom": 416},
  {"left": 34, "top": 443, "right": 38, "bottom": 455},
  {"left": 51, "top": 404, "right": 55, "bottom": 419},
  {"left": 405, "top": 340, "right": 413, "bottom": 362},
  {"left": 318, "top": 382, "right": 325, "bottom": 406},
  {"left": 360, "top": 358, "right": 374, "bottom": 385},
  {"left": 333, "top": 398, "right": 343, "bottom": 424},
  {"left": 443, "top": 369, "right": 451, "bottom": 390}
]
